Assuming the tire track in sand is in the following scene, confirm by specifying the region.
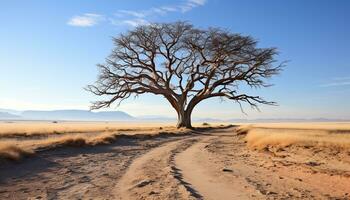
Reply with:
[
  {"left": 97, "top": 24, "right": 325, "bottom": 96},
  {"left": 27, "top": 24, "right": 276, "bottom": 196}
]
[
  {"left": 114, "top": 136, "right": 201, "bottom": 200},
  {"left": 174, "top": 136, "right": 265, "bottom": 200},
  {"left": 114, "top": 128, "right": 262, "bottom": 200}
]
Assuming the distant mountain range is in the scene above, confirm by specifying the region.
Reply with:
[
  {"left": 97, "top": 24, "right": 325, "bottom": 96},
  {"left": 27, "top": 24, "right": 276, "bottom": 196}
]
[
  {"left": 224, "top": 118, "right": 350, "bottom": 123},
  {"left": 0, "top": 108, "right": 22, "bottom": 115},
  {"left": 0, "top": 108, "right": 348, "bottom": 122},
  {"left": 0, "top": 109, "right": 133, "bottom": 121},
  {"left": 0, "top": 112, "right": 21, "bottom": 119}
]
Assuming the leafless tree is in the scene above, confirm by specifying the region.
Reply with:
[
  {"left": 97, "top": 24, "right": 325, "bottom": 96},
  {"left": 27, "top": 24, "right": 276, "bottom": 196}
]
[{"left": 87, "top": 22, "right": 283, "bottom": 128}]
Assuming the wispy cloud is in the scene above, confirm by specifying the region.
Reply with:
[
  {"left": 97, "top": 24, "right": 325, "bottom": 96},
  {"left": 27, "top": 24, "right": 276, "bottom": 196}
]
[
  {"left": 321, "top": 82, "right": 350, "bottom": 87},
  {"left": 67, "top": 13, "right": 105, "bottom": 27},
  {"left": 115, "top": 10, "right": 147, "bottom": 18},
  {"left": 68, "top": 0, "right": 207, "bottom": 28},
  {"left": 333, "top": 76, "right": 350, "bottom": 81},
  {"left": 112, "top": 0, "right": 206, "bottom": 27},
  {"left": 115, "top": 0, "right": 206, "bottom": 17},
  {"left": 179, "top": 0, "right": 206, "bottom": 12},
  {"left": 320, "top": 76, "right": 350, "bottom": 87},
  {"left": 120, "top": 18, "right": 150, "bottom": 27}
]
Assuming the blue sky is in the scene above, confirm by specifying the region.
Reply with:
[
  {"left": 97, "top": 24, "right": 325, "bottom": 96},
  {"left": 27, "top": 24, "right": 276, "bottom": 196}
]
[{"left": 0, "top": 0, "right": 349, "bottom": 119}]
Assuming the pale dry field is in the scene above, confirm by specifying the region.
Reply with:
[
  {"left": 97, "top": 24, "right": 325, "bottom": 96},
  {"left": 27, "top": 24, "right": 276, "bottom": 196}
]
[
  {"left": 0, "top": 120, "right": 222, "bottom": 160},
  {"left": 1, "top": 121, "right": 349, "bottom": 161},
  {"left": 237, "top": 122, "right": 350, "bottom": 150},
  {"left": 0, "top": 121, "right": 176, "bottom": 136},
  {"left": 0, "top": 122, "right": 349, "bottom": 199}
]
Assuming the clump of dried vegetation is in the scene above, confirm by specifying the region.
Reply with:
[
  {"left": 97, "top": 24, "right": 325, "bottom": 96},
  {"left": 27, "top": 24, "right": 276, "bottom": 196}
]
[
  {"left": 0, "top": 121, "right": 176, "bottom": 138},
  {"left": 241, "top": 123, "right": 350, "bottom": 150},
  {"left": 35, "top": 132, "right": 118, "bottom": 149},
  {"left": 236, "top": 125, "right": 252, "bottom": 135},
  {"left": 0, "top": 143, "right": 34, "bottom": 161},
  {"left": 0, "top": 126, "right": 192, "bottom": 161}
]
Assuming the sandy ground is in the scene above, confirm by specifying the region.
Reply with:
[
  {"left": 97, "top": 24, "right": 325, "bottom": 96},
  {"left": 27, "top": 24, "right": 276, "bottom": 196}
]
[{"left": 0, "top": 126, "right": 349, "bottom": 199}]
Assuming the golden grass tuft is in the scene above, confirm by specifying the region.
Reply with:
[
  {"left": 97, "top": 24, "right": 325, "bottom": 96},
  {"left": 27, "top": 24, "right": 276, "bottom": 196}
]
[
  {"left": 0, "top": 121, "right": 173, "bottom": 137},
  {"left": 0, "top": 125, "right": 194, "bottom": 161},
  {"left": 0, "top": 143, "right": 34, "bottom": 160},
  {"left": 243, "top": 124, "right": 350, "bottom": 150},
  {"left": 36, "top": 132, "right": 120, "bottom": 148},
  {"left": 87, "top": 132, "right": 119, "bottom": 145},
  {"left": 0, "top": 133, "right": 121, "bottom": 160},
  {"left": 0, "top": 121, "right": 229, "bottom": 138},
  {"left": 236, "top": 125, "right": 252, "bottom": 135}
]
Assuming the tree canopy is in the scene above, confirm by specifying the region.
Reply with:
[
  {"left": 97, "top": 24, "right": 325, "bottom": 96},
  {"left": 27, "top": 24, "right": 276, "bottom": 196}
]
[{"left": 87, "top": 22, "right": 283, "bottom": 128}]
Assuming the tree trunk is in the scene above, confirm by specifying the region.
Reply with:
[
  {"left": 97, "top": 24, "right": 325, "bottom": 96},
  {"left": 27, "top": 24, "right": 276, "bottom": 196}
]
[{"left": 176, "top": 109, "right": 192, "bottom": 129}]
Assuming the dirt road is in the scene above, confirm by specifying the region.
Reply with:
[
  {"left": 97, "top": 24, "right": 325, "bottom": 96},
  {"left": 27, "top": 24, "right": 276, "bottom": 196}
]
[{"left": 0, "top": 127, "right": 349, "bottom": 199}]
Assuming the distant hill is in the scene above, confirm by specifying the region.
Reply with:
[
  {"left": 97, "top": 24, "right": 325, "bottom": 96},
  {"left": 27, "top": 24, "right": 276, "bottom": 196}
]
[
  {"left": 21, "top": 110, "right": 134, "bottom": 121},
  {"left": 136, "top": 115, "right": 176, "bottom": 121},
  {"left": 0, "top": 112, "right": 21, "bottom": 119},
  {"left": 228, "top": 118, "right": 350, "bottom": 123},
  {"left": 0, "top": 108, "right": 134, "bottom": 121},
  {"left": 0, "top": 108, "right": 348, "bottom": 122},
  {"left": 0, "top": 108, "right": 21, "bottom": 115}
]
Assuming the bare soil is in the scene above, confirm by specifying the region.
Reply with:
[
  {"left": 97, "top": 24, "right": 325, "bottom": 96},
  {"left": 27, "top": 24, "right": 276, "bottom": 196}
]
[{"left": 0, "top": 126, "right": 349, "bottom": 199}]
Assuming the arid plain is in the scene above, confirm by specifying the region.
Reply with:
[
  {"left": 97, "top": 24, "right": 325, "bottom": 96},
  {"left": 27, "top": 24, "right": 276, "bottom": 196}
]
[{"left": 0, "top": 121, "right": 349, "bottom": 199}]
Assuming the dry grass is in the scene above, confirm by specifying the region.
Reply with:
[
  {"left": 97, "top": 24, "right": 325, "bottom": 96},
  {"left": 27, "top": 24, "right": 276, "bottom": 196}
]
[
  {"left": 0, "top": 125, "right": 192, "bottom": 161},
  {"left": 236, "top": 125, "right": 252, "bottom": 135},
  {"left": 0, "top": 121, "right": 224, "bottom": 137},
  {"left": 0, "top": 143, "right": 34, "bottom": 160},
  {"left": 242, "top": 122, "right": 350, "bottom": 131},
  {"left": 241, "top": 122, "right": 350, "bottom": 150},
  {"left": 0, "top": 133, "right": 118, "bottom": 161},
  {"left": 0, "top": 121, "right": 178, "bottom": 137},
  {"left": 0, "top": 121, "right": 231, "bottom": 161},
  {"left": 31, "top": 132, "right": 116, "bottom": 149}
]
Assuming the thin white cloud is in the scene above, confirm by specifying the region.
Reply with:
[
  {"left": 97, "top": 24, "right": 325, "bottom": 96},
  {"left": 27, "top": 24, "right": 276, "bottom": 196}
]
[
  {"left": 67, "top": 13, "right": 105, "bottom": 27},
  {"left": 115, "top": 0, "right": 206, "bottom": 18},
  {"left": 122, "top": 18, "right": 150, "bottom": 27},
  {"left": 115, "top": 10, "right": 147, "bottom": 18},
  {"left": 320, "top": 76, "right": 350, "bottom": 87},
  {"left": 159, "top": 6, "right": 178, "bottom": 12},
  {"left": 111, "top": 0, "right": 207, "bottom": 27},
  {"left": 189, "top": 0, "right": 206, "bottom": 5},
  {"left": 333, "top": 76, "right": 350, "bottom": 81},
  {"left": 68, "top": 0, "right": 207, "bottom": 28},
  {"left": 179, "top": 0, "right": 206, "bottom": 12},
  {"left": 320, "top": 81, "right": 350, "bottom": 87},
  {"left": 109, "top": 18, "right": 150, "bottom": 27}
]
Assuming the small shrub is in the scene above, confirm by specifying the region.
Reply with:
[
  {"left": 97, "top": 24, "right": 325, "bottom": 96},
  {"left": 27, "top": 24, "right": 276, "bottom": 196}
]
[
  {"left": 53, "top": 130, "right": 62, "bottom": 134},
  {"left": 62, "top": 137, "right": 87, "bottom": 147},
  {"left": 0, "top": 144, "right": 34, "bottom": 161},
  {"left": 236, "top": 126, "right": 251, "bottom": 135}
]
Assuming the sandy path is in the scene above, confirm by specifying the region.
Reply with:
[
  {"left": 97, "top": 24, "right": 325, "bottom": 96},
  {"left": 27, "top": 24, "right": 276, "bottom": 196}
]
[
  {"left": 115, "top": 127, "right": 349, "bottom": 199},
  {"left": 113, "top": 128, "right": 264, "bottom": 200},
  {"left": 0, "top": 136, "right": 183, "bottom": 199},
  {"left": 200, "top": 132, "right": 350, "bottom": 199},
  {"left": 114, "top": 137, "right": 199, "bottom": 199},
  {"left": 0, "top": 126, "right": 349, "bottom": 199},
  {"left": 175, "top": 136, "right": 264, "bottom": 200}
]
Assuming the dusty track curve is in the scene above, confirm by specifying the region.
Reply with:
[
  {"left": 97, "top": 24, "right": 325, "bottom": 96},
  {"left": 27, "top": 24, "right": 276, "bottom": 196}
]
[
  {"left": 113, "top": 127, "right": 350, "bottom": 200},
  {"left": 0, "top": 126, "right": 349, "bottom": 199},
  {"left": 175, "top": 136, "right": 264, "bottom": 200}
]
